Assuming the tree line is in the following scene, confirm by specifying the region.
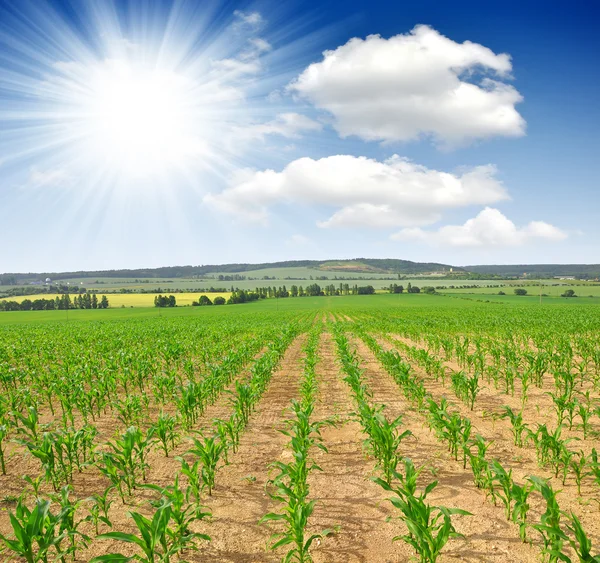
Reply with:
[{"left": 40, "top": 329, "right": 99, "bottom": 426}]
[
  {"left": 0, "top": 293, "right": 109, "bottom": 311},
  {"left": 388, "top": 283, "right": 423, "bottom": 293}
]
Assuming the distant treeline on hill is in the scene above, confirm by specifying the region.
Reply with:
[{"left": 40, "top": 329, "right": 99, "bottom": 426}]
[
  {"left": 0, "top": 258, "right": 459, "bottom": 283},
  {"left": 466, "top": 264, "right": 600, "bottom": 279}
]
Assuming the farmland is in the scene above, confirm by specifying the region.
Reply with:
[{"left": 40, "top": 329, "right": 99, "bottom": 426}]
[
  {"left": 3, "top": 293, "right": 231, "bottom": 309},
  {"left": 0, "top": 295, "right": 599, "bottom": 562}
]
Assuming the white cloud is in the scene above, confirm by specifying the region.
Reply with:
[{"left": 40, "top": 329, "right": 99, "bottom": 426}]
[
  {"left": 392, "top": 207, "right": 567, "bottom": 247},
  {"left": 233, "top": 10, "right": 263, "bottom": 29},
  {"left": 288, "top": 25, "right": 525, "bottom": 147},
  {"left": 204, "top": 154, "right": 509, "bottom": 227},
  {"left": 211, "top": 57, "right": 262, "bottom": 76},
  {"left": 246, "top": 38, "right": 271, "bottom": 55},
  {"left": 212, "top": 13, "right": 269, "bottom": 78},
  {"left": 231, "top": 113, "right": 322, "bottom": 143}
]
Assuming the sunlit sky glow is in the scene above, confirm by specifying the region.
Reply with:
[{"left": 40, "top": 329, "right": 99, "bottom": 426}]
[{"left": 0, "top": 0, "right": 598, "bottom": 272}]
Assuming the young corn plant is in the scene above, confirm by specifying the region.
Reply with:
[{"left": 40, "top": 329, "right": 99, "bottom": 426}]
[
  {"left": 54, "top": 485, "right": 91, "bottom": 561},
  {"left": 501, "top": 406, "right": 528, "bottom": 447},
  {"left": 92, "top": 499, "right": 209, "bottom": 563},
  {"left": 0, "top": 497, "right": 65, "bottom": 563},
  {"left": 213, "top": 415, "right": 241, "bottom": 457},
  {"left": 149, "top": 412, "right": 179, "bottom": 457},
  {"left": 529, "top": 476, "right": 565, "bottom": 562},
  {"left": 554, "top": 512, "right": 600, "bottom": 563},
  {"left": 185, "top": 433, "right": 225, "bottom": 496},
  {"left": 20, "top": 432, "right": 62, "bottom": 492},
  {"left": 467, "top": 434, "right": 493, "bottom": 494},
  {"left": 176, "top": 457, "right": 203, "bottom": 503},
  {"left": 374, "top": 458, "right": 471, "bottom": 563},
  {"left": 489, "top": 460, "right": 513, "bottom": 519},
  {"left": 102, "top": 426, "right": 149, "bottom": 499},
  {"left": 84, "top": 486, "right": 114, "bottom": 535},
  {"left": 0, "top": 422, "right": 9, "bottom": 474},
  {"left": 144, "top": 475, "right": 211, "bottom": 557},
  {"left": 590, "top": 449, "right": 600, "bottom": 490},
  {"left": 98, "top": 452, "right": 128, "bottom": 504},
  {"left": 510, "top": 481, "right": 532, "bottom": 542},
  {"left": 570, "top": 451, "right": 589, "bottom": 496},
  {"left": 451, "top": 370, "right": 481, "bottom": 411}
]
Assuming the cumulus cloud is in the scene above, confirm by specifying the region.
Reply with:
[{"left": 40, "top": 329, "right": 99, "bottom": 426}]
[
  {"left": 230, "top": 113, "right": 322, "bottom": 143},
  {"left": 204, "top": 154, "right": 509, "bottom": 226},
  {"left": 288, "top": 25, "right": 525, "bottom": 147},
  {"left": 392, "top": 207, "right": 567, "bottom": 246}
]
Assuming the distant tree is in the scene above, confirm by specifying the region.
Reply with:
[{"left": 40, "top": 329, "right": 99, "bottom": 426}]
[
  {"left": 514, "top": 288, "right": 528, "bottom": 296},
  {"left": 422, "top": 286, "right": 436, "bottom": 294},
  {"left": 561, "top": 289, "right": 576, "bottom": 298},
  {"left": 91, "top": 294, "right": 98, "bottom": 309},
  {"left": 498, "top": 291, "right": 506, "bottom": 295},
  {"left": 99, "top": 295, "right": 109, "bottom": 308},
  {"left": 198, "top": 295, "right": 213, "bottom": 306},
  {"left": 305, "top": 283, "right": 322, "bottom": 296},
  {"left": 59, "top": 294, "right": 71, "bottom": 310},
  {"left": 213, "top": 296, "right": 226, "bottom": 305},
  {"left": 357, "top": 285, "right": 375, "bottom": 295},
  {"left": 168, "top": 295, "right": 176, "bottom": 307}
]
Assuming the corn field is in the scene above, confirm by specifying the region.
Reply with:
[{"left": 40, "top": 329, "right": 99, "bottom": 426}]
[{"left": 0, "top": 301, "right": 599, "bottom": 562}]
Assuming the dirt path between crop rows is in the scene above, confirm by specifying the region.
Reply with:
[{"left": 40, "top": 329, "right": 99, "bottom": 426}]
[
  {"left": 193, "top": 333, "right": 307, "bottom": 562},
  {"left": 308, "top": 330, "right": 402, "bottom": 562},
  {"left": 350, "top": 335, "right": 541, "bottom": 562}
]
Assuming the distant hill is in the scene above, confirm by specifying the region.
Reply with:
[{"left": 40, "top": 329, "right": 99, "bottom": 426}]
[
  {"left": 6, "top": 260, "right": 599, "bottom": 285},
  {"left": 467, "top": 264, "right": 600, "bottom": 278},
  {"left": 1, "top": 258, "right": 461, "bottom": 283}
]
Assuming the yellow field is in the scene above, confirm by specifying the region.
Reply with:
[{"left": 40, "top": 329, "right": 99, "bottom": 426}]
[{"left": 5, "top": 292, "right": 231, "bottom": 308}]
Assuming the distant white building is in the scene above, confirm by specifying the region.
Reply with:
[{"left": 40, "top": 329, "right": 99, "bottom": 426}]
[{"left": 45, "top": 277, "right": 51, "bottom": 284}]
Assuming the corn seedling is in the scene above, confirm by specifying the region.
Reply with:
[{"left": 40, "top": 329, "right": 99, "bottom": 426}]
[
  {"left": 501, "top": 406, "right": 528, "bottom": 447},
  {"left": 92, "top": 499, "right": 209, "bottom": 563},
  {"left": 186, "top": 434, "right": 225, "bottom": 496},
  {"left": 529, "top": 476, "right": 565, "bottom": 562},
  {"left": 374, "top": 458, "right": 471, "bottom": 563},
  {"left": 149, "top": 412, "right": 179, "bottom": 457},
  {"left": 0, "top": 497, "right": 65, "bottom": 563}
]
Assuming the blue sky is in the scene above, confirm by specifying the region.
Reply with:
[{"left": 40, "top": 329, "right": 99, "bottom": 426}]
[{"left": 0, "top": 0, "right": 598, "bottom": 272}]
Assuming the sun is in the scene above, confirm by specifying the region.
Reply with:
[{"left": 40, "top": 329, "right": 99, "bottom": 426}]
[{"left": 83, "top": 61, "right": 198, "bottom": 176}]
